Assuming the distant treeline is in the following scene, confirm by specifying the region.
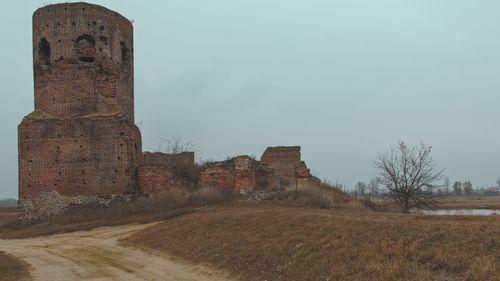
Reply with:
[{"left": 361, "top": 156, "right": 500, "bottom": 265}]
[
  {"left": 351, "top": 177, "right": 500, "bottom": 198},
  {"left": 0, "top": 198, "right": 17, "bottom": 206}
]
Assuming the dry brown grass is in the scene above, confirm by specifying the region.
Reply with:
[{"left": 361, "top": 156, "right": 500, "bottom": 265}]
[
  {"left": 123, "top": 206, "right": 500, "bottom": 281},
  {"left": 0, "top": 251, "right": 31, "bottom": 281}
]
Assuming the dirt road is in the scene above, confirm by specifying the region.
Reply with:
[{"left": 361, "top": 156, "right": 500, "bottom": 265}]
[{"left": 0, "top": 223, "right": 233, "bottom": 281}]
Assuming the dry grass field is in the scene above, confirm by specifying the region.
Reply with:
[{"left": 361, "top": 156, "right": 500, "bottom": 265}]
[{"left": 123, "top": 206, "right": 500, "bottom": 281}]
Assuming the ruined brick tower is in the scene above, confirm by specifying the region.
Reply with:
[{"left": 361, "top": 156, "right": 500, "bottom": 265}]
[{"left": 18, "top": 3, "right": 142, "bottom": 200}]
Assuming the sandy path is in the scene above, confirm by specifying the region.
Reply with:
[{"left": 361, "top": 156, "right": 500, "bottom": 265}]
[{"left": 0, "top": 223, "right": 233, "bottom": 281}]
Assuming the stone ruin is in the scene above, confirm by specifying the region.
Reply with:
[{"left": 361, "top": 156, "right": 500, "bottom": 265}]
[
  {"left": 261, "top": 146, "right": 322, "bottom": 191},
  {"left": 199, "top": 156, "right": 280, "bottom": 194},
  {"left": 137, "top": 152, "right": 196, "bottom": 193},
  {"left": 17, "top": 3, "right": 326, "bottom": 221},
  {"left": 138, "top": 147, "right": 322, "bottom": 195}
]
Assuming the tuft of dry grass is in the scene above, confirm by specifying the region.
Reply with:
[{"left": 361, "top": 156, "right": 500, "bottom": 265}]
[
  {"left": 0, "top": 251, "right": 31, "bottom": 281},
  {"left": 123, "top": 206, "right": 500, "bottom": 281}
]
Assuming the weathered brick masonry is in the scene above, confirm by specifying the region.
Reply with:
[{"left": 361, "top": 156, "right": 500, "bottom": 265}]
[
  {"left": 261, "top": 146, "right": 321, "bottom": 190},
  {"left": 200, "top": 156, "right": 279, "bottom": 193},
  {"left": 137, "top": 152, "right": 196, "bottom": 193},
  {"left": 19, "top": 3, "right": 141, "bottom": 200}
]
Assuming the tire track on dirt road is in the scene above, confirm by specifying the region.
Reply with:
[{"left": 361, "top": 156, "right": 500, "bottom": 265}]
[{"left": 0, "top": 223, "right": 233, "bottom": 281}]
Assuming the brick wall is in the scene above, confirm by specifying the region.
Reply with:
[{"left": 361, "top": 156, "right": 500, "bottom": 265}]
[
  {"left": 199, "top": 156, "right": 280, "bottom": 193},
  {"left": 260, "top": 146, "right": 318, "bottom": 190},
  {"left": 261, "top": 146, "right": 302, "bottom": 186},
  {"left": 255, "top": 163, "right": 280, "bottom": 191},
  {"left": 18, "top": 113, "right": 142, "bottom": 199},
  {"left": 137, "top": 166, "right": 183, "bottom": 194},
  {"left": 234, "top": 156, "right": 257, "bottom": 192},
  {"left": 137, "top": 151, "right": 196, "bottom": 194},
  {"left": 199, "top": 159, "right": 236, "bottom": 191}
]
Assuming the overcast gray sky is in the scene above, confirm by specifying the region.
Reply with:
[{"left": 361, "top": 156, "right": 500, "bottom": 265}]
[{"left": 2, "top": 0, "right": 500, "bottom": 198}]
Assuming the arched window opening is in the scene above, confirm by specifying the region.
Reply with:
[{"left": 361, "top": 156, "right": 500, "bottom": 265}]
[
  {"left": 39, "top": 38, "right": 51, "bottom": 65},
  {"left": 75, "top": 34, "right": 96, "bottom": 63},
  {"left": 120, "top": 41, "right": 128, "bottom": 63}
]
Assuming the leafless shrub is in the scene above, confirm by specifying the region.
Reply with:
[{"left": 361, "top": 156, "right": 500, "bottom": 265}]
[
  {"left": 156, "top": 138, "right": 201, "bottom": 185},
  {"left": 157, "top": 138, "right": 199, "bottom": 155}
]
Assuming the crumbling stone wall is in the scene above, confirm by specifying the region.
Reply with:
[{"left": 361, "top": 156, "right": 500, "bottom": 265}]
[
  {"left": 255, "top": 163, "right": 281, "bottom": 191},
  {"left": 138, "top": 151, "right": 196, "bottom": 194},
  {"left": 234, "top": 156, "right": 256, "bottom": 191},
  {"left": 199, "top": 159, "right": 237, "bottom": 191},
  {"left": 294, "top": 160, "right": 321, "bottom": 189},
  {"left": 200, "top": 156, "right": 279, "bottom": 193},
  {"left": 19, "top": 3, "right": 141, "bottom": 201},
  {"left": 261, "top": 146, "right": 301, "bottom": 186},
  {"left": 261, "top": 146, "right": 321, "bottom": 190},
  {"left": 137, "top": 166, "right": 180, "bottom": 194},
  {"left": 18, "top": 190, "right": 134, "bottom": 223}
]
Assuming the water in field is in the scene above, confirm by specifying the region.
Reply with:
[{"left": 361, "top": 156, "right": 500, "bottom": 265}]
[{"left": 421, "top": 209, "right": 500, "bottom": 216}]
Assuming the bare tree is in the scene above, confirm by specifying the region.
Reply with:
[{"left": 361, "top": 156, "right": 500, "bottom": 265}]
[
  {"left": 355, "top": 182, "right": 367, "bottom": 198},
  {"left": 443, "top": 176, "right": 450, "bottom": 195},
  {"left": 496, "top": 178, "right": 500, "bottom": 188},
  {"left": 453, "top": 181, "right": 463, "bottom": 195},
  {"left": 373, "top": 142, "right": 443, "bottom": 213},
  {"left": 463, "top": 181, "right": 473, "bottom": 195},
  {"left": 367, "top": 178, "right": 380, "bottom": 199},
  {"left": 156, "top": 138, "right": 201, "bottom": 184},
  {"left": 158, "top": 138, "right": 198, "bottom": 155}
]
